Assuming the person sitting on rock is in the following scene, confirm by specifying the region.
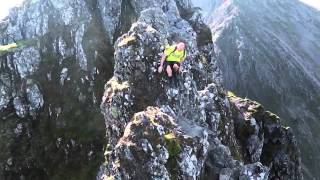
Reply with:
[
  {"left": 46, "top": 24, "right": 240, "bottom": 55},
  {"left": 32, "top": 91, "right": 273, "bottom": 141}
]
[{"left": 158, "top": 42, "right": 187, "bottom": 79}]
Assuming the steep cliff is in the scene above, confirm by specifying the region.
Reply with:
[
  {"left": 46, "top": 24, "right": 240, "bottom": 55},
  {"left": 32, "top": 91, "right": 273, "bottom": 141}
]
[
  {"left": 192, "top": 0, "right": 320, "bottom": 179},
  {"left": 0, "top": 0, "right": 303, "bottom": 179},
  {"left": 0, "top": 0, "right": 119, "bottom": 179},
  {"left": 98, "top": 1, "right": 302, "bottom": 179}
]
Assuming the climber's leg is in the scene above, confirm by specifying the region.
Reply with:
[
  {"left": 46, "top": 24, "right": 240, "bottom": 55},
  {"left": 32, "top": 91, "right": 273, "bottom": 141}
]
[
  {"left": 173, "top": 63, "right": 180, "bottom": 72},
  {"left": 172, "top": 63, "right": 180, "bottom": 86},
  {"left": 172, "top": 63, "right": 180, "bottom": 77},
  {"left": 166, "top": 64, "right": 173, "bottom": 77}
]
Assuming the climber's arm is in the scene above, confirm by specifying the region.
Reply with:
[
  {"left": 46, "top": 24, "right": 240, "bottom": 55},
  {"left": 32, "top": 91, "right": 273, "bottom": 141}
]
[
  {"left": 160, "top": 53, "right": 167, "bottom": 67},
  {"left": 158, "top": 53, "right": 167, "bottom": 73}
]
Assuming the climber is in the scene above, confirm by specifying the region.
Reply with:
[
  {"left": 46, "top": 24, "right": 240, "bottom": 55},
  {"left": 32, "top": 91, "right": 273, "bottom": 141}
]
[{"left": 158, "top": 42, "right": 187, "bottom": 79}]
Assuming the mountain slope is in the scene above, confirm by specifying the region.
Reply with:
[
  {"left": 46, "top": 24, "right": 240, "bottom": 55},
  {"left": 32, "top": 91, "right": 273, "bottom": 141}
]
[
  {"left": 192, "top": 0, "right": 320, "bottom": 179},
  {"left": 0, "top": 0, "right": 303, "bottom": 179}
]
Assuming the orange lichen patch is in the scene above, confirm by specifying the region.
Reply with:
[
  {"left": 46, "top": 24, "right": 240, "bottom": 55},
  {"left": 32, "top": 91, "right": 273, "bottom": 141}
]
[
  {"left": 103, "top": 77, "right": 129, "bottom": 103},
  {"left": 118, "top": 35, "right": 137, "bottom": 47}
]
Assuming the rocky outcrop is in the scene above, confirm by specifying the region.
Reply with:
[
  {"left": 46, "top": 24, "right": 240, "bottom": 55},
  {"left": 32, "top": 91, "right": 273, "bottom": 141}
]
[
  {"left": 0, "top": 0, "right": 120, "bottom": 178},
  {"left": 0, "top": 0, "right": 303, "bottom": 179},
  {"left": 99, "top": 107, "right": 209, "bottom": 179},
  {"left": 227, "top": 93, "right": 302, "bottom": 179},
  {"left": 98, "top": 1, "right": 302, "bottom": 178},
  {"left": 192, "top": 0, "right": 320, "bottom": 178}
]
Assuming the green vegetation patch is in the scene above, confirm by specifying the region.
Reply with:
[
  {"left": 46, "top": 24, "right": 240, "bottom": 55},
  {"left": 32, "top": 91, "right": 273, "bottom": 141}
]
[
  {"left": 164, "top": 133, "right": 182, "bottom": 158},
  {"left": 110, "top": 107, "right": 120, "bottom": 118},
  {"left": 164, "top": 133, "right": 182, "bottom": 180},
  {"left": 0, "top": 39, "right": 37, "bottom": 56}
]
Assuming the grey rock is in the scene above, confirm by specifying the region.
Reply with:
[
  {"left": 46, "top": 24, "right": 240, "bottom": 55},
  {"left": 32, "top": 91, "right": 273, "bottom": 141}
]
[
  {"left": 11, "top": 47, "right": 40, "bottom": 78},
  {"left": 0, "top": 0, "right": 305, "bottom": 179},
  {"left": 194, "top": 0, "right": 320, "bottom": 178},
  {"left": 98, "top": 0, "right": 121, "bottom": 42},
  {"left": 98, "top": 1, "right": 302, "bottom": 179},
  {"left": 26, "top": 80, "right": 44, "bottom": 117},
  {"left": 239, "top": 162, "right": 269, "bottom": 180},
  {"left": 13, "top": 97, "right": 28, "bottom": 118},
  {"left": 0, "top": 75, "right": 11, "bottom": 111},
  {"left": 0, "top": 0, "right": 115, "bottom": 178},
  {"left": 12, "top": 80, "right": 43, "bottom": 118}
]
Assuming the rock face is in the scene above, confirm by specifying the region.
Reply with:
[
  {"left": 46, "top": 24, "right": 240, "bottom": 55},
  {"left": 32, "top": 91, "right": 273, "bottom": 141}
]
[
  {"left": 0, "top": 0, "right": 303, "bottom": 179},
  {"left": 98, "top": 1, "right": 302, "bottom": 179},
  {"left": 192, "top": 0, "right": 320, "bottom": 179},
  {"left": 0, "top": 0, "right": 120, "bottom": 179},
  {"left": 100, "top": 107, "right": 208, "bottom": 179}
]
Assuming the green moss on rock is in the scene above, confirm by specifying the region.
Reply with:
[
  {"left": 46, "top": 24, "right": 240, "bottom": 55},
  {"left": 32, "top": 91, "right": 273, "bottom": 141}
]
[
  {"left": 164, "top": 133, "right": 182, "bottom": 158},
  {"left": 110, "top": 107, "right": 120, "bottom": 118},
  {"left": 164, "top": 133, "right": 181, "bottom": 180}
]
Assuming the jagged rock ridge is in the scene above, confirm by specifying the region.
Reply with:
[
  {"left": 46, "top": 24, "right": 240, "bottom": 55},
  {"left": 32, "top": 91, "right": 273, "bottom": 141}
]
[
  {"left": 0, "top": 0, "right": 303, "bottom": 179},
  {"left": 98, "top": 0, "right": 302, "bottom": 179},
  {"left": 192, "top": 0, "right": 320, "bottom": 179}
]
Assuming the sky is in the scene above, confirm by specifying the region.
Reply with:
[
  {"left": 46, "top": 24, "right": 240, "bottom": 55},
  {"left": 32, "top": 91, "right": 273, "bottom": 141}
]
[
  {"left": 0, "top": 0, "right": 25, "bottom": 20},
  {"left": 300, "top": 0, "right": 320, "bottom": 10},
  {"left": 0, "top": 0, "right": 319, "bottom": 20}
]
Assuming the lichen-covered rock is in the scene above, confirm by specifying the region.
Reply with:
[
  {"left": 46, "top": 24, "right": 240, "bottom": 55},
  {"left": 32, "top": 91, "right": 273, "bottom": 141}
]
[
  {"left": 0, "top": 73, "right": 11, "bottom": 111},
  {"left": 12, "top": 46, "right": 40, "bottom": 78},
  {"left": 239, "top": 162, "right": 269, "bottom": 180},
  {"left": 98, "top": 1, "right": 302, "bottom": 179},
  {"left": 196, "top": 0, "right": 320, "bottom": 178},
  {"left": 227, "top": 93, "right": 303, "bottom": 179},
  {"left": 100, "top": 107, "right": 208, "bottom": 179},
  {"left": 0, "top": 0, "right": 118, "bottom": 178},
  {"left": 0, "top": 0, "right": 303, "bottom": 179},
  {"left": 25, "top": 80, "right": 44, "bottom": 117},
  {"left": 100, "top": 4, "right": 218, "bottom": 150}
]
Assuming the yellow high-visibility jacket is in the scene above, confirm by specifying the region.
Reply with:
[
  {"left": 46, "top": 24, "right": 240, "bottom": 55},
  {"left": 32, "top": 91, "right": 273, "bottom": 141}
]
[{"left": 164, "top": 45, "right": 187, "bottom": 63}]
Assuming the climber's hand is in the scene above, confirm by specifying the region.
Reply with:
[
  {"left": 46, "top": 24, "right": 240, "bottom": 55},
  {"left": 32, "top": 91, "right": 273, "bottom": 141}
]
[{"left": 158, "top": 65, "right": 163, "bottom": 73}]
